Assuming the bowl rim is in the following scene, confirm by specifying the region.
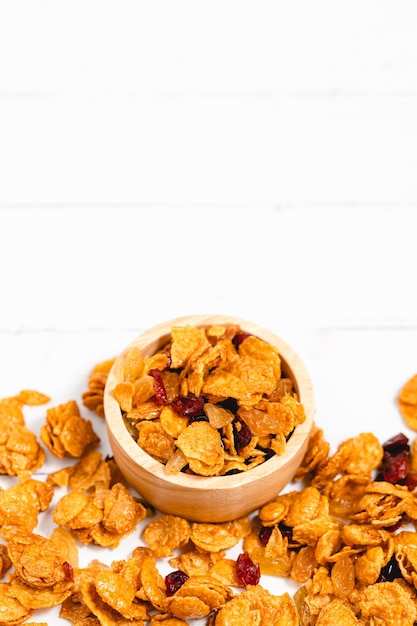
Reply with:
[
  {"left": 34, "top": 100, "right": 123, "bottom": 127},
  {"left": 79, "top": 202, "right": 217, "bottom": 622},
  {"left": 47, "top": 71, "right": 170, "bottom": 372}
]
[{"left": 103, "top": 314, "right": 315, "bottom": 492}]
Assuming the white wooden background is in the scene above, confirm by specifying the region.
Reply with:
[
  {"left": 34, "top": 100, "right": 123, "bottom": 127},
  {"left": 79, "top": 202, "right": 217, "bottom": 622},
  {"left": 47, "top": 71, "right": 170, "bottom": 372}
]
[{"left": 1, "top": 2, "right": 417, "bottom": 623}]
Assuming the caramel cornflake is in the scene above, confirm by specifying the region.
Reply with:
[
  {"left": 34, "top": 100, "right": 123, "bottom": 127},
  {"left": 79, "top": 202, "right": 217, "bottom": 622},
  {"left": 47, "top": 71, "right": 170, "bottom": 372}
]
[
  {"left": 311, "top": 432, "right": 384, "bottom": 489},
  {"left": 53, "top": 482, "right": 147, "bottom": 547},
  {"left": 112, "top": 323, "right": 306, "bottom": 477},
  {"left": 0, "top": 478, "right": 54, "bottom": 540},
  {"left": 166, "top": 575, "right": 233, "bottom": 620},
  {"left": 0, "top": 544, "right": 12, "bottom": 578},
  {"left": 82, "top": 358, "right": 115, "bottom": 418},
  {"left": 356, "top": 580, "right": 417, "bottom": 625},
  {"left": 168, "top": 549, "right": 215, "bottom": 577},
  {"left": 214, "top": 585, "right": 298, "bottom": 626},
  {"left": 315, "top": 598, "right": 359, "bottom": 625},
  {"left": 47, "top": 451, "right": 119, "bottom": 492},
  {"left": 190, "top": 517, "right": 252, "bottom": 553},
  {"left": 40, "top": 399, "right": 100, "bottom": 458},
  {"left": 176, "top": 421, "right": 225, "bottom": 476},
  {"left": 0, "top": 582, "right": 34, "bottom": 624},
  {"left": 142, "top": 514, "right": 190, "bottom": 557},
  {"left": 294, "top": 424, "right": 330, "bottom": 481},
  {"left": 244, "top": 524, "right": 293, "bottom": 577},
  {"left": 16, "top": 389, "right": 51, "bottom": 406},
  {"left": 399, "top": 373, "right": 417, "bottom": 430},
  {"left": 0, "top": 398, "right": 45, "bottom": 476}
]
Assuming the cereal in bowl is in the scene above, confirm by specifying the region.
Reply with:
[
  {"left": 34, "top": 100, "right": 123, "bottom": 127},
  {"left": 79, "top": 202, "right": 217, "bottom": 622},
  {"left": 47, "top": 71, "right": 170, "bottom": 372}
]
[{"left": 111, "top": 323, "right": 306, "bottom": 476}]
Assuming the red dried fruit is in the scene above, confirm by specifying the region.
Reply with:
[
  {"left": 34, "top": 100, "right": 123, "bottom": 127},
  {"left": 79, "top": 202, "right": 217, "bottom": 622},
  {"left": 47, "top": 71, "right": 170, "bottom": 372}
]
[
  {"left": 149, "top": 369, "right": 168, "bottom": 406},
  {"left": 236, "top": 552, "right": 260, "bottom": 588},
  {"left": 258, "top": 526, "right": 273, "bottom": 546},
  {"left": 383, "top": 433, "right": 410, "bottom": 454},
  {"left": 165, "top": 570, "right": 189, "bottom": 596},
  {"left": 233, "top": 332, "right": 252, "bottom": 347},
  {"left": 63, "top": 561, "right": 74, "bottom": 581},
  {"left": 403, "top": 471, "right": 417, "bottom": 491},
  {"left": 172, "top": 394, "right": 205, "bottom": 417},
  {"left": 233, "top": 417, "right": 252, "bottom": 450},
  {"left": 382, "top": 449, "right": 409, "bottom": 483}
]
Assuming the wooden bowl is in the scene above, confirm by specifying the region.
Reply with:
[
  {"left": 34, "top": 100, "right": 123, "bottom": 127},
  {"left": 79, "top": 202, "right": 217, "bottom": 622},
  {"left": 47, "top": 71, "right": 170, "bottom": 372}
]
[{"left": 103, "top": 315, "right": 315, "bottom": 523}]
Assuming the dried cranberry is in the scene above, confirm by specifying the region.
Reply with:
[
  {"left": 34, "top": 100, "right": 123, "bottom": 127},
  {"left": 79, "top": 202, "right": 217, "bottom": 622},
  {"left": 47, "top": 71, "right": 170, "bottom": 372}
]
[
  {"left": 233, "top": 332, "right": 251, "bottom": 347},
  {"left": 402, "top": 471, "right": 417, "bottom": 491},
  {"left": 236, "top": 552, "right": 260, "bottom": 588},
  {"left": 63, "top": 561, "right": 74, "bottom": 581},
  {"left": 259, "top": 526, "right": 273, "bottom": 546},
  {"left": 382, "top": 449, "right": 409, "bottom": 483},
  {"left": 378, "top": 554, "right": 403, "bottom": 582},
  {"left": 165, "top": 570, "right": 189, "bottom": 596},
  {"left": 383, "top": 433, "right": 409, "bottom": 454},
  {"left": 233, "top": 418, "right": 252, "bottom": 450},
  {"left": 149, "top": 369, "right": 168, "bottom": 406},
  {"left": 172, "top": 394, "right": 205, "bottom": 417}
]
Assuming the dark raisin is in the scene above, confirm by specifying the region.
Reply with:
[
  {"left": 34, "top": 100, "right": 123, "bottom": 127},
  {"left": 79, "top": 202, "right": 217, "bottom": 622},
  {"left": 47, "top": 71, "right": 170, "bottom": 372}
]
[
  {"left": 278, "top": 523, "right": 293, "bottom": 543},
  {"left": 149, "top": 369, "right": 168, "bottom": 406},
  {"left": 165, "top": 570, "right": 189, "bottom": 596},
  {"left": 217, "top": 397, "right": 239, "bottom": 414},
  {"left": 378, "top": 554, "right": 403, "bottom": 582},
  {"left": 259, "top": 526, "right": 273, "bottom": 546},
  {"left": 236, "top": 552, "right": 260, "bottom": 588},
  {"left": 188, "top": 414, "right": 209, "bottom": 424},
  {"left": 233, "top": 418, "right": 252, "bottom": 450},
  {"left": 172, "top": 394, "right": 205, "bottom": 417},
  {"left": 233, "top": 332, "right": 251, "bottom": 347}
]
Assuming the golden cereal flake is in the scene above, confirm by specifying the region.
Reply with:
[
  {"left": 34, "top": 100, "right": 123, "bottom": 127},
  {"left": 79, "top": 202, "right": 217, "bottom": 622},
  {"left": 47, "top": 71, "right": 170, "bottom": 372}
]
[
  {"left": 142, "top": 515, "right": 190, "bottom": 557},
  {"left": 190, "top": 517, "right": 252, "bottom": 553},
  {"left": 176, "top": 422, "right": 225, "bottom": 476},
  {"left": 399, "top": 373, "right": 417, "bottom": 430}
]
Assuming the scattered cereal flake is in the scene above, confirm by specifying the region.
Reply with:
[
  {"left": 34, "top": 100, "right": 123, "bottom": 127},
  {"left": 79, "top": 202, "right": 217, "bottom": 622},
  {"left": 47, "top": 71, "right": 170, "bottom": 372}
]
[
  {"left": 16, "top": 389, "right": 51, "bottom": 406},
  {"left": 0, "top": 581, "right": 34, "bottom": 624},
  {"left": 357, "top": 580, "right": 417, "bottom": 625},
  {"left": 315, "top": 598, "right": 359, "bottom": 625},
  {"left": 142, "top": 515, "right": 190, "bottom": 557},
  {"left": 40, "top": 400, "right": 100, "bottom": 458},
  {"left": 190, "top": 517, "right": 252, "bottom": 553},
  {"left": 399, "top": 373, "right": 417, "bottom": 430}
]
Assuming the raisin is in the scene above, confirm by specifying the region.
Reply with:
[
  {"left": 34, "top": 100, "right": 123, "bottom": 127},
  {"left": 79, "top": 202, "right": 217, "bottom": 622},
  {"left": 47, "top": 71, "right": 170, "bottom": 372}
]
[
  {"left": 378, "top": 554, "right": 403, "bottom": 582},
  {"left": 233, "top": 417, "right": 252, "bottom": 450},
  {"left": 188, "top": 414, "right": 209, "bottom": 424},
  {"left": 259, "top": 526, "right": 273, "bottom": 546},
  {"left": 149, "top": 369, "right": 168, "bottom": 406},
  {"left": 233, "top": 332, "right": 252, "bottom": 347},
  {"left": 278, "top": 522, "right": 294, "bottom": 543},
  {"left": 236, "top": 552, "right": 260, "bottom": 588},
  {"left": 172, "top": 394, "right": 205, "bottom": 417},
  {"left": 165, "top": 570, "right": 189, "bottom": 596},
  {"left": 218, "top": 397, "right": 239, "bottom": 414}
]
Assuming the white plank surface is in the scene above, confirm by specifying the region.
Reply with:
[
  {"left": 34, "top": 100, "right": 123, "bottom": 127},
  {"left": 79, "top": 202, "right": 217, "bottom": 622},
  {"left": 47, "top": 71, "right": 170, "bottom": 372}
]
[{"left": 1, "top": 2, "right": 417, "bottom": 623}]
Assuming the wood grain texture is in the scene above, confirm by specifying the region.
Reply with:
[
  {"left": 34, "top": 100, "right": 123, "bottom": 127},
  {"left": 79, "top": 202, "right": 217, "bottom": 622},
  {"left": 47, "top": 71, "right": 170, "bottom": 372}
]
[{"left": 104, "top": 315, "right": 315, "bottom": 522}]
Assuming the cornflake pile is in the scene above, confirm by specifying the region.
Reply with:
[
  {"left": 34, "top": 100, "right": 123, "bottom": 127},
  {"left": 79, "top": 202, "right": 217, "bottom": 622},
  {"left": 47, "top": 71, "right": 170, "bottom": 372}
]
[
  {"left": 1, "top": 357, "right": 417, "bottom": 624},
  {"left": 111, "top": 323, "right": 306, "bottom": 476}
]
